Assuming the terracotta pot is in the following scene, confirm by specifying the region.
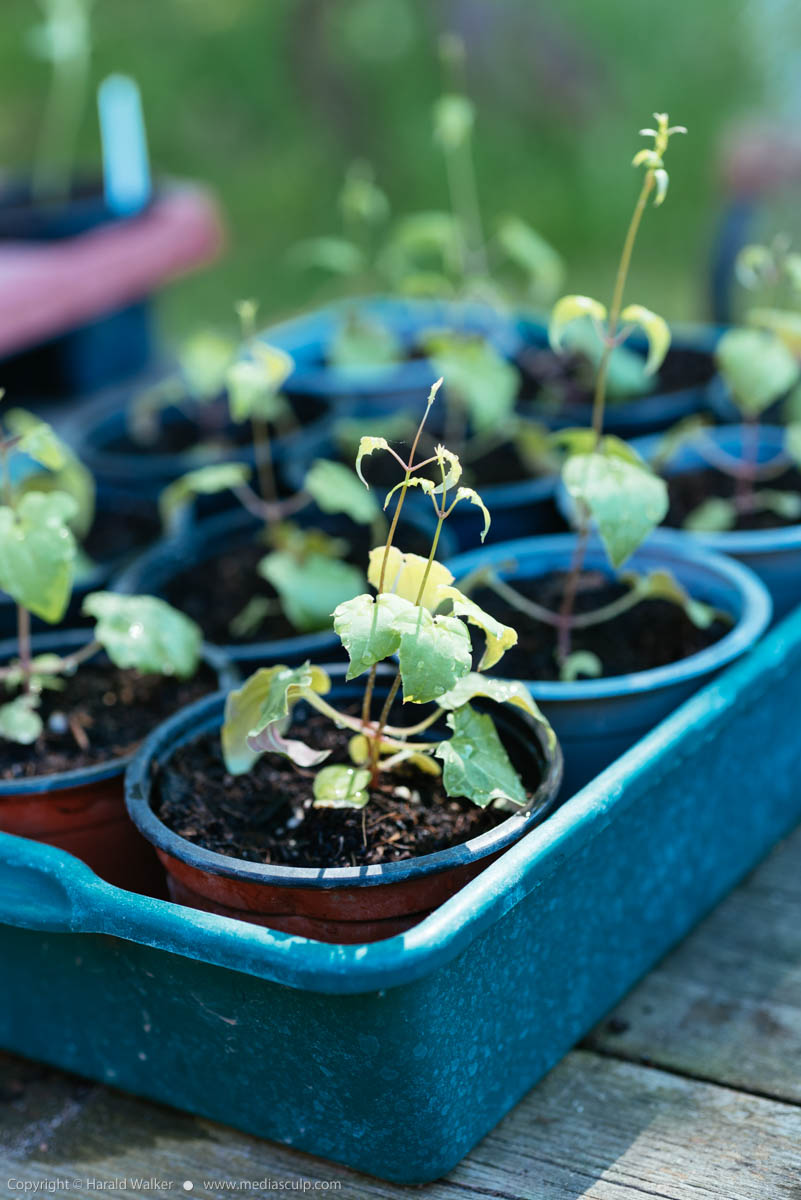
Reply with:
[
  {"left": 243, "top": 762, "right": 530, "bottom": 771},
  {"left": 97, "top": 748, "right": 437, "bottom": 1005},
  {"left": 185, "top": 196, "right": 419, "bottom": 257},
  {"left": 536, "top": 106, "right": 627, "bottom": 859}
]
[
  {"left": 0, "top": 630, "right": 235, "bottom": 895},
  {"left": 126, "top": 666, "right": 564, "bottom": 943}
]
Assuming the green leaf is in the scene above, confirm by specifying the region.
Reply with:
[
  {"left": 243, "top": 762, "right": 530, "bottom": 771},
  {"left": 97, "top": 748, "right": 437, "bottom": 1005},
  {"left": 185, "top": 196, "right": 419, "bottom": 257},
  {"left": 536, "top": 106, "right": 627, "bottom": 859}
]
[
  {"left": 563, "top": 452, "right": 668, "bottom": 568},
  {"left": 333, "top": 591, "right": 409, "bottom": 679},
  {"left": 424, "top": 334, "right": 519, "bottom": 434},
  {"left": 0, "top": 491, "right": 77, "bottom": 622},
  {"left": 313, "top": 765, "right": 371, "bottom": 810},
  {"left": 716, "top": 328, "right": 800, "bottom": 418},
  {"left": 329, "top": 317, "right": 401, "bottom": 370},
  {"left": 435, "top": 704, "right": 527, "bottom": 808},
  {"left": 436, "top": 671, "right": 551, "bottom": 724},
  {"left": 289, "top": 236, "right": 365, "bottom": 276},
  {"left": 355, "top": 436, "right": 391, "bottom": 486},
  {"left": 433, "top": 93, "right": 475, "bottom": 149},
  {"left": 560, "top": 651, "right": 603, "bottom": 682},
  {"left": 221, "top": 662, "right": 332, "bottom": 775},
  {"left": 178, "top": 331, "right": 235, "bottom": 401},
  {"left": 159, "top": 463, "right": 252, "bottom": 529},
  {"left": 557, "top": 319, "right": 653, "bottom": 399},
  {"left": 496, "top": 215, "right": 565, "bottom": 302},
  {"left": 303, "top": 460, "right": 380, "bottom": 525},
  {"left": 392, "top": 605, "right": 472, "bottom": 703},
  {"left": 750, "top": 490, "right": 801, "bottom": 521},
  {"left": 549, "top": 295, "right": 607, "bottom": 354},
  {"left": 0, "top": 694, "right": 42, "bottom": 745},
  {"left": 226, "top": 343, "right": 294, "bottom": 423},
  {"left": 434, "top": 587, "right": 516, "bottom": 670},
  {"left": 259, "top": 551, "right": 364, "bottom": 633},
  {"left": 683, "top": 497, "right": 737, "bottom": 533},
  {"left": 83, "top": 593, "right": 202, "bottom": 678},
  {"left": 339, "top": 161, "right": 389, "bottom": 228},
  {"left": 368, "top": 545, "right": 454, "bottom": 610},
  {"left": 619, "top": 304, "right": 671, "bottom": 375},
  {"left": 549, "top": 428, "right": 645, "bottom": 466},
  {"left": 785, "top": 422, "right": 801, "bottom": 469},
  {"left": 747, "top": 307, "right": 801, "bottom": 357},
  {"left": 622, "top": 568, "right": 720, "bottom": 630},
  {"left": 450, "top": 486, "right": 491, "bottom": 542},
  {"left": 5, "top": 409, "right": 66, "bottom": 471}
]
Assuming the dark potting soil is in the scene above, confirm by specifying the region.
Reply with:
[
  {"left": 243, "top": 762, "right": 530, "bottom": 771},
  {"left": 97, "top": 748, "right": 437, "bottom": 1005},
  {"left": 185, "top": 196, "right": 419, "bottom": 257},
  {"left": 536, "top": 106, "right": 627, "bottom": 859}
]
[
  {"left": 156, "top": 711, "right": 532, "bottom": 868},
  {"left": 163, "top": 521, "right": 437, "bottom": 645},
  {"left": 516, "top": 345, "right": 715, "bottom": 415},
  {"left": 105, "top": 393, "right": 325, "bottom": 458},
  {"left": 0, "top": 662, "right": 218, "bottom": 780},
  {"left": 478, "top": 571, "right": 728, "bottom": 680},
  {"left": 82, "top": 507, "right": 160, "bottom": 565},
  {"left": 665, "top": 465, "right": 801, "bottom": 532}
]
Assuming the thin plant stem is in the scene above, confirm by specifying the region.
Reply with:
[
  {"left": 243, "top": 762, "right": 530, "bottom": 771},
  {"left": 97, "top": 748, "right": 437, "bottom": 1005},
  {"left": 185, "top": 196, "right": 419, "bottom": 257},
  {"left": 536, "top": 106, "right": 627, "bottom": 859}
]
[
  {"left": 557, "top": 170, "right": 655, "bottom": 663},
  {"left": 487, "top": 572, "right": 650, "bottom": 632},
  {"left": 735, "top": 417, "right": 759, "bottom": 511},
  {"left": 16, "top": 607, "right": 32, "bottom": 694},
  {"left": 252, "top": 417, "right": 278, "bottom": 511}
]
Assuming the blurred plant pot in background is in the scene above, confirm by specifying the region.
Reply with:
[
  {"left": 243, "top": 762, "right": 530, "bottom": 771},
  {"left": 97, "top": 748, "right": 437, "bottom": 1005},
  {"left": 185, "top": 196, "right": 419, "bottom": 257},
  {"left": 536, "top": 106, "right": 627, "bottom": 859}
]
[
  {"left": 125, "top": 666, "right": 563, "bottom": 943},
  {"left": 446, "top": 532, "right": 771, "bottom": 798},
  {"left": 0, "top": 630, "right": 235, "bottom": 894},
  {"left": 631, "top": 425, "right": 801, "bottom": 620},
  {"left": 516, "top": 317, "right": 724, "bottom": 438},
  {"left": 111, "top": 504, "right": 455, "bottom": 666}
]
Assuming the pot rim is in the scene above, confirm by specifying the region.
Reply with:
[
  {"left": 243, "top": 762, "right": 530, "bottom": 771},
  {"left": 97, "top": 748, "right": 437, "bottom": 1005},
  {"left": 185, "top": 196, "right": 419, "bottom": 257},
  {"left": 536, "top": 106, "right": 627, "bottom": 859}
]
[
  {"left": 0, "top": 629, "right": 235, "bottom": 796},
  {"left": 445, "top": 528, "right": 772, "bottom": 702},
  {"left": 125, "top": 664, "right": 564, "bottom": 889},
  {"left": 630, "top": 424, "right": 801, "bottom": 555}
]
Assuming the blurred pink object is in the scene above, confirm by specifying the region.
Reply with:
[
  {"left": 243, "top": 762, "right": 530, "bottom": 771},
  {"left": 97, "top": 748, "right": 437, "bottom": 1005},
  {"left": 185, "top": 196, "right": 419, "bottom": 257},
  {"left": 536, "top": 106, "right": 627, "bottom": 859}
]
[{"left": 0, "top": 184, "right": 225, "bottom": 358}]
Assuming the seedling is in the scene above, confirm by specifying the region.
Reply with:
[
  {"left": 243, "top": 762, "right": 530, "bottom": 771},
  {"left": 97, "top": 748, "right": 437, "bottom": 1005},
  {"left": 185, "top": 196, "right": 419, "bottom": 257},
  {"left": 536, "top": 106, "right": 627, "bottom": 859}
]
[
  {"left": 0, "top": 407, "right": 202, "bottom": 745},
  {"left": 28, "top": 0, "right": 94, "bottom": 202},
  {"left": 160, "top": 304, "right": 394, "bottom": 638},
  {"left": 463, "top": 114, "right": 719, "bottom": 680},
  {"left": 654, "top": 239, "right": 801, "bottom": 532},
  {"left": 221, "top": 380, "right": 559, "bottom": 827}
]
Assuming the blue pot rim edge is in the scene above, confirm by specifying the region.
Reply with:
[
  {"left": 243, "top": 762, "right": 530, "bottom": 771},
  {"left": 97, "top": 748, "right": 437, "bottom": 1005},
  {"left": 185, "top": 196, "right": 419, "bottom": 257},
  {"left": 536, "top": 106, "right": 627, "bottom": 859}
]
[
  {"left": 630, "top": 425, "right": 801, "bottom": 555},
  {"left": 124, "top": 663, "right": 564, "bottom": 891},
  {"left": 444, "top": 529, "right": 772, "bottom": 702},
  {"left": 0, "top": 629, "right": 236, "bottom": 796}
]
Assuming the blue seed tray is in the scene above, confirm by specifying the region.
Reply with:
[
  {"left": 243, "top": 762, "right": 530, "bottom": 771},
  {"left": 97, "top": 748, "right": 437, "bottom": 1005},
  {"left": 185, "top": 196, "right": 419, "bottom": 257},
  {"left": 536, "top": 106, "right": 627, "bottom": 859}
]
[{"left": 2, "top": 605, "right": 801, "bottom": 1184}]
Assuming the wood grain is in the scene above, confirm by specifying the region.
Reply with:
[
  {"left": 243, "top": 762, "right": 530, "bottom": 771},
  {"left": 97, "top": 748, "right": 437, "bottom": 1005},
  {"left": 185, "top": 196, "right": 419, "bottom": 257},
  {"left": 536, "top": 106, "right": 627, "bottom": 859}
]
[
  {"left": 587, "top": 825, "right": 801, "bottom": 1102},
  {"left": 2, "top": 1049, "right": 800, "bottom": 1199}
]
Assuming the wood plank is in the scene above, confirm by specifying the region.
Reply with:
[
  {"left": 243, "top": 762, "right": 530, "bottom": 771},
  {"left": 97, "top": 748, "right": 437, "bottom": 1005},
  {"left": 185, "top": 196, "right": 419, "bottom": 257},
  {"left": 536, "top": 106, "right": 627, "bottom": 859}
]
[
  {"left": 1, "top": 1048, "right": 799, "bottom": 1199},
  {"left": 587, "top": 823, "right": 801, "bottom": 1101}
]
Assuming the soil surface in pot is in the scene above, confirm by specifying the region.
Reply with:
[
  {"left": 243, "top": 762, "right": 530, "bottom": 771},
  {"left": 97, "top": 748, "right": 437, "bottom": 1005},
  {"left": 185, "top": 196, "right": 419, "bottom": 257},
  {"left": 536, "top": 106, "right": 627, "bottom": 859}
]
[
  {"left": 82, "top": 507, "right": 160, "bottom": 566},
  {"left": 157, "top": 711, "right": 534, "bottom": 868},
  {"left": 0, "top": 662, "right": 218, "bottom": 780},
  {"left": 516, "top": 345, "right": 715, "bottom": 416},
  {"left": 665, "top": 464, "right": 801, "bottom": 532},
  {"left": 164, "top": 520, "right": 436, "bottom": 645},
  {"left": 477, "top": 570, "right": 728, "bottom": 680},
  {"left": 104, "top": 393, "right": 325, "bottom": 458}
]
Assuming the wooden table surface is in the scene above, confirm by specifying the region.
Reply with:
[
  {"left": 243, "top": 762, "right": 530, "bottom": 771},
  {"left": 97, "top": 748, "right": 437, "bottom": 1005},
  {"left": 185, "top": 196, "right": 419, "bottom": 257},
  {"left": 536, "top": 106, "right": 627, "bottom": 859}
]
[{"left": 2, "top": 824, "right": 800, "bottom": 1199}]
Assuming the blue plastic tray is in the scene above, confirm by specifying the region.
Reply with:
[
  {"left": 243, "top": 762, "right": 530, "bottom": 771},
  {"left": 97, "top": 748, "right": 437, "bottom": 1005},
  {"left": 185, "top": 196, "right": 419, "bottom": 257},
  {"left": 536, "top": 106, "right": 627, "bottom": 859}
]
[{"left": 2, "top": 605, "right": 801, "bottom": 1183}]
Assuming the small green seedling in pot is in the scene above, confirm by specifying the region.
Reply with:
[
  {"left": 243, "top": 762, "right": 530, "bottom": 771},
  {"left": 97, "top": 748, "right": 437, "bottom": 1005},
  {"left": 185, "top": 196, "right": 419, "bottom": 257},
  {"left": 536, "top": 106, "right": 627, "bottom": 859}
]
[
  {"left": 0, "top": 407, "right": 203, "bottom": 745},
  {"left": 221, "top": 380, "right": 559, "bottom": 833},
  {"left": 653, "top": 239, "right": 801, "bottom": 532},
  {"left": 160, "top": 303, "right": 393, "bottom": 639},
  {"left": 462, "top": 114, "right": 720, "bottom": 681},
  {"left": 28, "top": 0, "right": 93, "bottom": 202}
]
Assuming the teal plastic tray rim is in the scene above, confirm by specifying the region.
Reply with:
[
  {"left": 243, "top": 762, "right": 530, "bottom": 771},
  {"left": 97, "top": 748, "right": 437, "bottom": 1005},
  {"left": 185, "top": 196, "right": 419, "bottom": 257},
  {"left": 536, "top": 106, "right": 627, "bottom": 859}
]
[{"left": 1, "top": 602, "right": 799, "bottom": 997}]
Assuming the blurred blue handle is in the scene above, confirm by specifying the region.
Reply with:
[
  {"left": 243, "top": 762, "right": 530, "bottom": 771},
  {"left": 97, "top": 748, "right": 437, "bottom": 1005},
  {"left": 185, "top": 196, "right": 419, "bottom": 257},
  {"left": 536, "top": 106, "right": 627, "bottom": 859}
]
[{"left": 98, "top": 74, "right": 152, "bottom": 217}]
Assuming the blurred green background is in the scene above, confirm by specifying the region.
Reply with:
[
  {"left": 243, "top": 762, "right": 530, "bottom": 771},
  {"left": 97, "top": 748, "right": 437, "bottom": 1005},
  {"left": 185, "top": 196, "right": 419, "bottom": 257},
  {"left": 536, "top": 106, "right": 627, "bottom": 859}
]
[{"left": 0, "top": 0, "right": 798, "bottom": 341}]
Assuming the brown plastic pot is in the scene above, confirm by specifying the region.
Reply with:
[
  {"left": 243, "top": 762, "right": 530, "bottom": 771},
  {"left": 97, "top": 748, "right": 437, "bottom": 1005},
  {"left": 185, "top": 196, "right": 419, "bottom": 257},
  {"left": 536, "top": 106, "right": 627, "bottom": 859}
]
[
  {"left": 0, "top": 630, "right": 235, "bottom": 895},
  {"left": 126, "top": 666, "right": 564, "bottom": 943}
]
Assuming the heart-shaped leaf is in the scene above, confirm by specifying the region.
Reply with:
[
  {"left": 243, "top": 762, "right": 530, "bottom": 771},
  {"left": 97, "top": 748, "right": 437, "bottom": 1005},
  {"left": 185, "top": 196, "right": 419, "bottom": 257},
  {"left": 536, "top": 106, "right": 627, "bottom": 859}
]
[
  {"left": 304, "top": 459, "right": 380, "bottom": 525},
  {"left": 0, "top": 694, "right": 42, "bottom": 745},
  {"left": 312, "top": 765, "right": 371, "bottom": 809},
  {"left": 333, "top": 591, "right": 409, "bottom": 679},
  {"left": 433, "top": 587, "right": 516, "bottom": 670},
  {"left": 435, "top": 703, "right": 527, "bottom": 808},
  {"left": 222, "top": 662, "right": 331, "bottom": 775},
  {"left": 83, "top": 592, "right": 202, "bottom": 678},
  {"left": 563, "top": 452, "right": 668, "bottom": 568},
  {"left": 259, "top": 550, "right": 364, "bottom": 634},
  {"left": 368, "top": 545, "right": 454, "bottom": 610},
  {"left": 0, "top": 490, "right": 77, "bottom": 622},
  {"left": 716, "top": 328, "right": 800, "bottom": 417}
]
